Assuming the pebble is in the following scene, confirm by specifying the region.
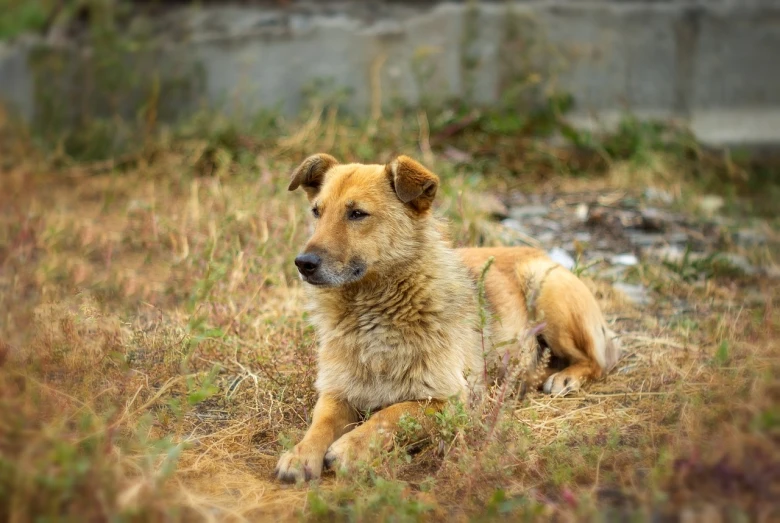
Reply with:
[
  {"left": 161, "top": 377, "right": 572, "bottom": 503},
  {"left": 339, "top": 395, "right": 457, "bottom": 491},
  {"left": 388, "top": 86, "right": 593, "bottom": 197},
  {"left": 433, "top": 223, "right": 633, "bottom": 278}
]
[
  {"left": 500, "top": 218, "right": 528, "bottom": 233},
  {"left": 646, "top": 245, "right": 687, "bottom": 263},
  {"left": 720, "top": 253, "right": 758, "bottom": 276},
  {"left": 610, "top": 253, "right": 639, "bottom": 266},
  {"left": 529, "top": 217, "right": 562, "bottom": 232},
  {"left": 573, "top": 232, "right": 592, "bottom": 243},
  {"left": 697, "top": 195, "right": 725, "bottom": 217},
  {"left": 575, "top": 203, "right": 589, "bottom": 223},
  {"left": 628, "top": 232, "right": 689, "bottom": 247},
  {"left": 613, "top": 282, "right": 652, "bottom": 306},
  {"left": 548, "top": 247, "right": 576, "bottom": 270},
  {"left": 509, "top": 205, "right": 549, "bottom": 220},
  {"left": 643, "top": 187, "right": 674, "bottom": 204},
  {"left": 639, "top": 208, "right": 669, "bottom": 232},
  {"left": 537, "top": 231, "right": 556, "bottom": 244},
  {"left": 734, "top": 229, "right": 767, "bottom": 247}
]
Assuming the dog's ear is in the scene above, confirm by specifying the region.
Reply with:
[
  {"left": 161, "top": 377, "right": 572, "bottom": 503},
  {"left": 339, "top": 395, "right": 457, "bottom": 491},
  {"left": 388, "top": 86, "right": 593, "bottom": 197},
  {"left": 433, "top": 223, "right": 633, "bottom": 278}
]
[
  {"left": 288, "top": 153, "right": 339, "bottom": 199},
  {"left": 386, "top": 155, "right": 439, "bottom": 213}
]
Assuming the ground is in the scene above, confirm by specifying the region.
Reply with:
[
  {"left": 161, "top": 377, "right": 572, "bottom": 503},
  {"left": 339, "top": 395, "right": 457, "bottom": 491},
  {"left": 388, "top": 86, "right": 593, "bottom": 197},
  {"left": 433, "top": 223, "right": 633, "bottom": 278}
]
[{"left": 0, "top": 103, "right": 778, "bottom": 522}]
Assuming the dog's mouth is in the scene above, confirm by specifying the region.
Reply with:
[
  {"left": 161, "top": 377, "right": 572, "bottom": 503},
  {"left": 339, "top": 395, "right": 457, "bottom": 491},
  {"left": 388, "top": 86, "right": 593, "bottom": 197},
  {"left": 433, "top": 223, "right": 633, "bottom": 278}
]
[
  {"left": 301, "top": 277, "right": 326, "bottom": 286},
  {"left": 300, "top": 260, "right": 367, "bottom": 288}
]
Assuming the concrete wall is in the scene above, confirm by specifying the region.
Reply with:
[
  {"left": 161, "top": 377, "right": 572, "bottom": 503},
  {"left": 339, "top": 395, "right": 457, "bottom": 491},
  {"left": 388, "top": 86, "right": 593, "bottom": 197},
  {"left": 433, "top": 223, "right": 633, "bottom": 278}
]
[{"left": 1, "top": 1, "right": 779, "bottom": 146}]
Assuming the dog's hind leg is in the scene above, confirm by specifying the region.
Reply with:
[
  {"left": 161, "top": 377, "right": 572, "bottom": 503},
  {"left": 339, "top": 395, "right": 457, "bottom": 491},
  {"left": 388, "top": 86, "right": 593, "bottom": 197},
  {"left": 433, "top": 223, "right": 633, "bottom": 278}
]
[
  {"left": 537, "top": 316, "right": 620, "bottom": 395},
  {"left": 529, "top": 264, "right": 620, "bottom": 395}
]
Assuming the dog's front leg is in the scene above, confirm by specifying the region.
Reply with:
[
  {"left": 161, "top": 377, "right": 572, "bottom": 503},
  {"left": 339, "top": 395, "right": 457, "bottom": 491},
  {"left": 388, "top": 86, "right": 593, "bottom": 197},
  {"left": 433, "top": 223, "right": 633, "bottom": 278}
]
[
  {"left": 275, "top": 394, "right": 357, "bottom": 483},
  {"left": 324, "top": 399, "right": 444, "bottom": 472}
]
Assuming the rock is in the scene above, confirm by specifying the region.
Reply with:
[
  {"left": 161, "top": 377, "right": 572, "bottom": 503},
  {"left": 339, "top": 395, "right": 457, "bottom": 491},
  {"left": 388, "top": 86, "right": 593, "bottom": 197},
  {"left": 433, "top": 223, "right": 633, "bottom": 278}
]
[
  {"left": 628, "top": 231, "right": 689, "bottom": 247},
  {"left": 734, "top": 228, "right": 767, "bottom": 247},
  {"left": 644, "top": 187, "right": 673, "bottom": 204},
  {"left": 627, "top": 233, "right": 664, "bottom": 247},
  {"left": 548, "top": 247, "right": 576, "bottom": 270},
  {"left": 509, "top": 205, "right": 549, "bottom": 220},
  {"left": 536, "top": 231, "right": 556, "bottom": 244},
  {"left": 587, "top": 207, "right": 642, "bottom": 229},
  {"left": 668, "top": 232, "right": 691, "bottom": 244},
  {"left": 575, "top": 203, "right": 589, "bottom": 223},
  {"left": 639, "top": 208, "right": 669, "bottom": 232},
  {"left": 613, "top": 282, "right": 652, "bottom": 306},
  {"left": 573, "top": 232, "right": 592, "bottom": 243},
  {"left": 586, "top": 207, "right": 608, "bottom": 226},
  {"left": 719, "top": 253, "right": 758, "bottom": 276},
  {"left": 500, "top": 218, "right": 528, "bottom": 233},
  {"left": 646, "top": 245, "right": 687, "bottom": 263},
  {"left": 529, "top": 217, "right": 562, "bottom": 232},
  {"left": 697, "top": 195, "right": 725, "bottom": 217},
  {"left": 610, "top": 253, "right": 639, "bottom": 266}
]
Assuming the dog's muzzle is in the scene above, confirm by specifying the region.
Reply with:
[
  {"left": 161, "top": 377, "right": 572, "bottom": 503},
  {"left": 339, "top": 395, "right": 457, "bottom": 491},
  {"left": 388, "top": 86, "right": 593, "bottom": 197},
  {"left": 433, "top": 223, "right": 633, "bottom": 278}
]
[{"left": 294, "top": 253, "right": 322, "bottom": 278}]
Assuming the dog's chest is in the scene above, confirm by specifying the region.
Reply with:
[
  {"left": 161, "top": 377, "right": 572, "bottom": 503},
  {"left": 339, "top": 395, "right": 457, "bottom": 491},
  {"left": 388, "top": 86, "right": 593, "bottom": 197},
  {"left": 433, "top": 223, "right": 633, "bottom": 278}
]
[
  {"left": 310, "top": 295, "right": 466, "bottom": 409},
  {"left": 325, "top": 303, "right": 427, "bottom": 376}
]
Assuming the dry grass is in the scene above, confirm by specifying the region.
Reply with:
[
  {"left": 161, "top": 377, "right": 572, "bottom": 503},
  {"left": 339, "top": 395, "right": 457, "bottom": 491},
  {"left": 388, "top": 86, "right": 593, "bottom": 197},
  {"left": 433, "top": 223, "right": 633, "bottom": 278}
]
[{"left": 0, "top": 107, "right": 778, "bottom": 522}]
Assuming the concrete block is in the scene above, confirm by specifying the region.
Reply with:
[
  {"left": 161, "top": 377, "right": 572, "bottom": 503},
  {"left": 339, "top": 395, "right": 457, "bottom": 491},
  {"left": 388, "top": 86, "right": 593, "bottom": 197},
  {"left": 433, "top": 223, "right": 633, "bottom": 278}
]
[{"left": 0, "top": 1, "right": 778, "bottom": 147}]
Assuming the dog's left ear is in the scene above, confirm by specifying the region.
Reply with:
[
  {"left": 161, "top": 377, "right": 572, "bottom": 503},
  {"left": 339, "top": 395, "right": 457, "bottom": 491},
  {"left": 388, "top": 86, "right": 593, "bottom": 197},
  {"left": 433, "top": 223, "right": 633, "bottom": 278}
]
[{"left": 386, "top": 155, "right": 439, "bottom": 213}]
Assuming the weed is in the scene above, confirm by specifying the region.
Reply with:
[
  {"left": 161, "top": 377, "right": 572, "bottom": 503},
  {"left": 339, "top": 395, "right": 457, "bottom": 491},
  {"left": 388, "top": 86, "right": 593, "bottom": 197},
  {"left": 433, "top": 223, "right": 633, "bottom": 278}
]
[
  {"left": 658, "top": 244, "right": 748, "bottom": 283},
  {"left": 306, "top": 476, "right": 434, "bottom": 522},
  {"left": 714, "top": 340, "right": 730, "bottom": 367},
  {"left": 0, "top": 0, "right": 51, "bottom": 40}
]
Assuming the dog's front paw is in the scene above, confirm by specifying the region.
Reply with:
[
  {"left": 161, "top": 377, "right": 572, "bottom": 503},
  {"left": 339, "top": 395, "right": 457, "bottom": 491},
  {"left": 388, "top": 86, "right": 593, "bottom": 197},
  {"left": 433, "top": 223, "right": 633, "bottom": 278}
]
[
  {"left": 275, "top": 443, "right": 324, "bottom": 483},
  {"left": 542, "top": 372, "right": 581, "bottom": 396},
  {"left": 324, "top": 433, "right": 373, "bottom": 473}
]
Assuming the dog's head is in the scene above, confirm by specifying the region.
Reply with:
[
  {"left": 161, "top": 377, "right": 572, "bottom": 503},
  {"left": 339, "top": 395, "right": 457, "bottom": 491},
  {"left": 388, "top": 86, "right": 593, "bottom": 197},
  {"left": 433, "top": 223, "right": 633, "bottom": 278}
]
[{"left": 288, "top": 153, "right": 439, "bottom": 287}]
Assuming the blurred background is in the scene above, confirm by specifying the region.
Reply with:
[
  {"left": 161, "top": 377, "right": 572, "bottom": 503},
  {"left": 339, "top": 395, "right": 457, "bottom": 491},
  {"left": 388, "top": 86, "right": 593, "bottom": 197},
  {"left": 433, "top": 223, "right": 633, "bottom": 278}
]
[
  {"left": 2, "top": 0, "right": 780, "bottom": 156},
  {"left": 1, "top": 1, "right": 778, "bottom": 522}
]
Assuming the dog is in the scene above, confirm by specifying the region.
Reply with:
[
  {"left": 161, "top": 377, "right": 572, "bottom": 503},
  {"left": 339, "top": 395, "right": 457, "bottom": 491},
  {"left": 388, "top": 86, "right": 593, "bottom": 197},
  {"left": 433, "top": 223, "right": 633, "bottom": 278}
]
[{"left": 275, "top": 153, "right": 620, "bottom": 482}]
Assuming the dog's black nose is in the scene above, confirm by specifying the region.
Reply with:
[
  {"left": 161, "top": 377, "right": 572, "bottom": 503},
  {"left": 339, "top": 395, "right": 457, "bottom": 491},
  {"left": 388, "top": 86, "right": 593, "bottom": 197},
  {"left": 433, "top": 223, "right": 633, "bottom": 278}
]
[{"left": 294, "top": 253, "right": 321, "bottom": 276}]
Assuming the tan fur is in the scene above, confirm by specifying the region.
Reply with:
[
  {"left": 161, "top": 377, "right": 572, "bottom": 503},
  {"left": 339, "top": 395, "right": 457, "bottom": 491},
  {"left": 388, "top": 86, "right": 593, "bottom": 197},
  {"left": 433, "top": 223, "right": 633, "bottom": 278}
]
[{"left": 275, "top": 155, "right": 620, "bottom": 482}]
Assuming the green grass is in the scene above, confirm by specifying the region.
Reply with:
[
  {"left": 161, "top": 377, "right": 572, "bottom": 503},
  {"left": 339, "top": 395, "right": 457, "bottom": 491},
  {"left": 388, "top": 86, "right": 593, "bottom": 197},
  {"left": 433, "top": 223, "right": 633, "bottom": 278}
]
[{"left": 0, "top": 0, "right": 52, "bottom": 39}]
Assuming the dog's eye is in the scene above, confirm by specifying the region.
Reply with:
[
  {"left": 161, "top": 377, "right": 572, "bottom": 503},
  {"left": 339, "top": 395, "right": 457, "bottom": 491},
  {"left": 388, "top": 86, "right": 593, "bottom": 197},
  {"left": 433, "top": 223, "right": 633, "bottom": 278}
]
[
  {"left": 312, "top": 207, "right": 320, "bottom": 218},
  {"left": 348, "top": 210, "right": 369, "bottom": 221}
]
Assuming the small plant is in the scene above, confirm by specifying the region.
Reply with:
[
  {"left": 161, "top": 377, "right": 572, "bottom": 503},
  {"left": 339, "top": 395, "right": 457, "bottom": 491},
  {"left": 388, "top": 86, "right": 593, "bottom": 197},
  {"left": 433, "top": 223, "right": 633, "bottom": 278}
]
[
  {"left": 0, "top": 0, "right": 50, "bottom": 40},
  {"left": 660, "top": 244, "right": 744, "bottom": 282},
  {"left": 714, "top": 340, "right": 730, "bottom": 367},
  {"left": 306, "top": 476, "right": 434, "bottom": 522},
  {"left": 571, "top": 255, "right": 602, "bottom": 278},
  {"left": 433, "top": 398, "right": 472, "bottom": 445}
]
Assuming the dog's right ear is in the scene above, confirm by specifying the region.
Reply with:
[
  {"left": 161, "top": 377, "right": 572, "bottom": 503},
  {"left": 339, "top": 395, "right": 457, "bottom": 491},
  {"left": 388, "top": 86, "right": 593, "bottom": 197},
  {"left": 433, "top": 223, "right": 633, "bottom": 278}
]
[
  {"left": 386, "top": 155, "right": 439, "bottom": 213},
  {"left": 288, "top": 153, "right": 339, "bottom": 199}
]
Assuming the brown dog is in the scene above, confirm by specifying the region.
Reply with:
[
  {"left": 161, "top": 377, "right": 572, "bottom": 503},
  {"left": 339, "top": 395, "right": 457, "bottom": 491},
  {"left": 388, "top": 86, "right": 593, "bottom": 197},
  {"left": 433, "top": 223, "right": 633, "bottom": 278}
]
[{"left": 275, "top": 154, "right": 620, "bottom": 482}]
